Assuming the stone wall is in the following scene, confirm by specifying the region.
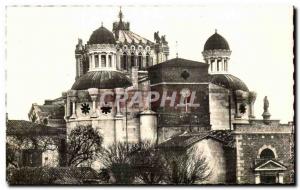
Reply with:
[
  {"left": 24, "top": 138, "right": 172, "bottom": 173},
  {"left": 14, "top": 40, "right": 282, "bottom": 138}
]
[
  {"left": 208, "top": 83, "right": 231, "bottom": 130},
  {"left": 234, "top": 122, "right": 294, "bottom": 184},
  {"left": 191, "top": 138, "right": 227, "bottom": 184}
]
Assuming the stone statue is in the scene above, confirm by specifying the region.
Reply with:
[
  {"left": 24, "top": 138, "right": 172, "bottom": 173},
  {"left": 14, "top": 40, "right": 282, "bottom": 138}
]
[
  {"left": 263, "top": 96, "right": 269, "bottom": 112},
  {"left": 262, "top": 96, "right": 271, "bottom": 122},
  {"left": 161, "top": 35, "right": 166, "bottom": 43},
  {"left": 154, "top": 31, "right": 160, "bottom": 43}
]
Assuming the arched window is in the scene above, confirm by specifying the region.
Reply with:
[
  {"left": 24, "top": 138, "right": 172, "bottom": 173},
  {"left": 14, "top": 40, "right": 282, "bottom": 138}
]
[
  {"left": 94, "top": 54, "right": 99, "bottom": 68},
  {"left": 130, "top": 53, "right": 135, "bottom": 68},
  {"left": 217, "top": 59, "right": 220, "bottom": 71},
  {"left": 146, "top": 53, "right": 150, "bottom": 68},
  {"left": 101, "top": 55, "right": 106, "bottom": 67},
  {"left": 260, "top": 148, "right": 275, "bottom": 160},
  {"left": 122, "top": 53, "right": 127, "bottom": 70},
  {"left": 138, "top": 53, "right": 142, "bottom": 70}
]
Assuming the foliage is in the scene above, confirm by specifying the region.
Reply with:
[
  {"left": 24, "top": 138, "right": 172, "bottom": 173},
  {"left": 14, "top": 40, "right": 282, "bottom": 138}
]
[
  {"left": 161, "top": 148, "right": 211, "bottom": 184},
  {"left": 6, "top": 135, "right": 58, "bottom": 168},
  {"left": 100, "top": 141, "right": 211, "bottom": 184},
  {"left": 131, "top": 141, "right": 165, "bottom": 184},
  {"left": 100, "top": 142, "right": 137, "bottom": 184},
  {"left": 7, "top": 167, "right": 57, "bottom": 185},
  {"left": 66, "top": 125, "right": 103, "bottom": 167}
]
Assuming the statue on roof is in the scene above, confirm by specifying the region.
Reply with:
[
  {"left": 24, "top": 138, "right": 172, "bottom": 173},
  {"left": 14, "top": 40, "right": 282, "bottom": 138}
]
[
  {"left": 161, "top": 35, "right": 167, "bottom": 44},
  {"left": 262, "top": 96, "right": 271, "bottom": 122},
  {"left": 263, "top": 96, "right": 269, "bottom": 112},
  {"left": 154, "top": 31, "right": 160, "bottom": 43}
]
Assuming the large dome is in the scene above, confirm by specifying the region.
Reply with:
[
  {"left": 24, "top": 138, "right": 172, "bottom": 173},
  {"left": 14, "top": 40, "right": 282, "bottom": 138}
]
[
  {"left": 209, "top": 74, "right": 249, "bottom": 91},
  {"left": 72, "top": 71, "right": 132, "bottom": 90},
  {"left": 88, "top": 26, "right": 116, "bottom": 45},
  {"left": 204, "top": 32, "right": 230, "bottom": 51}
]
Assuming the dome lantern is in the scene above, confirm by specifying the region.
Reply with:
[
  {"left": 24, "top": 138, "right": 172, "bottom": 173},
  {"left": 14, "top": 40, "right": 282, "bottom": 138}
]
[
  {"left": 202, "top": 30, "right": 232, "bottom": 74},
  {"left": 86, "top": 25, "right": 118, "bottom": 72}
]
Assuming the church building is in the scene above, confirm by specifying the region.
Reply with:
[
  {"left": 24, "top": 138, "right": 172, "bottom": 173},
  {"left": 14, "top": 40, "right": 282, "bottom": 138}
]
[{"left": 8, "top": 9, "right": 293, "bottom": 184}]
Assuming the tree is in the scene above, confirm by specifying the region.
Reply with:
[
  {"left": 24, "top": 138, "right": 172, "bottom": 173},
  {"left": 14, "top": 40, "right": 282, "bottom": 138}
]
[
  {"left": 100, "top": 142, "right": 137, "bottom": 184},
  {"left": 131, "top": 141, "right": 165, "bottom": 184},
  {"left": 66, "top": 125, "right": 103, "bottom": 167},
  {"left": 161, "top": 148, "right": 211, "bottom": 184},
  {"left": 6, "top": 143, "right": 19, "bottom": 168},
  {"left": 6, "top": 134, "right": 58, "bottom": 168}
]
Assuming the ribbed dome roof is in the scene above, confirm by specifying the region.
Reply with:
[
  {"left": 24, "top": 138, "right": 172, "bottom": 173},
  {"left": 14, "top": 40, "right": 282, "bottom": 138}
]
[
  {"left": 72, "top": 71, "right": 132, "bottom": 90},
  {"left": 88, "top": 26, "right": 116, "bottom": 45},
  {"left": 210, "top": 74, "right": 249, "bottom": 91},
  {"left": 204, "top": 32, "right": 230, "bottom": 51}
]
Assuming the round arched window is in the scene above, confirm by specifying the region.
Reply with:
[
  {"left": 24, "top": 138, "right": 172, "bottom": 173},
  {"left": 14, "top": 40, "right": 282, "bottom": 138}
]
[
  {"left": 131, "top": 45, "right": 135, "bottom": 51},
  {"left": 260, "top": 148, "right": 275, "bottom": 160}
]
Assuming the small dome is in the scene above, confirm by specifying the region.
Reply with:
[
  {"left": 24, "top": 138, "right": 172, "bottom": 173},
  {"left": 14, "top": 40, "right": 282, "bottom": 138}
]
[
  {"left": 88, "top": 26, "right": 116, "bottom": 45},
  {"left": 72, "top": 71, "right": 132, "bottom": 90},
  {"left": 204, "top": 32, "right": 230, "bottom": 51},
  {"left": 210, "top": 74, "right": 249, "bottom": 91}
]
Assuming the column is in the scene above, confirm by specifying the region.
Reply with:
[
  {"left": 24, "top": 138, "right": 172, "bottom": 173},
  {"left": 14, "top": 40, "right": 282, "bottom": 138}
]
[
  {"left": 90, "top": 95, "right": 98, "bottom": 118},
  {"left": 112, "top": 54, "right": 116, "bottom": 69},
  {"left": 88, "top": 55, "right": 91, "bottom": 69},
  {"left": 88, "top": 88, "right": 99, "bottom": 118},
  {"left": 70, "top": 98, "right": 77, "bottom": 119},
  {"left": 64, "top": 99, "right": 67, "bottom": 119},
  {"left": 106, "top": 54, "right": 109, "bottom": 68},
  {"left": 222, "top": 58, "right": 225, "bottom": 72},
  {"left": 278, "top": 173, "right": 284, "bottom": 184},
  {"left": 142, "top": 56, "right": 147, "bottom": 70},
  {"left": 249, "top": 92, "right": 256, "bottom": 118},
  {"left": 127, "top": 55, "right": 131, "bottom": 71},
  {"left": 207, "top": 59, "right": 211, "bottom": 72},
  {"left": 255, "top": 173, "right": 261, "bottom": 184},
  {"left": 225, "top": 58, "right": 228, "bottom": 71}
]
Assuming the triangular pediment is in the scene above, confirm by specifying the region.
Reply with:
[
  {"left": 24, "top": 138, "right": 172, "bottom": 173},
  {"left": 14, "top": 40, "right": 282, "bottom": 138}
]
[{"left": 255, "top": 160, "right": 287, "bottom": 171}]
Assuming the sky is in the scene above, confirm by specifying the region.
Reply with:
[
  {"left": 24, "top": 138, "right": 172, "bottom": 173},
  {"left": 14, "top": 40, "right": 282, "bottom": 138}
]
[{"left": 5, "top": 5, "right": 294, "bottom": 122}]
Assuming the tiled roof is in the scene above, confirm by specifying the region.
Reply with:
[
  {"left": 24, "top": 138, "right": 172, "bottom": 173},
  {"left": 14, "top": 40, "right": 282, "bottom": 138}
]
[
  {"left": 209, "top": 74, "right": 249, "bottom": 92},
  {"left": 148, "top": 58, "right": 208, "bottom": 69},
  {"left": 37, "top": 104, "right": 65, "bottom": 119},
  {"left": 158, "top": 130, "right": 234, "bottom": 149},
  {"left": 117, "top": 30, "right": 154, "bottom": 45},
  {"left": 72, "top": 70, "right": 132, "bottom": 90},
  {"left": 7, "top": 120, "right": 65, "bottom": 136}
]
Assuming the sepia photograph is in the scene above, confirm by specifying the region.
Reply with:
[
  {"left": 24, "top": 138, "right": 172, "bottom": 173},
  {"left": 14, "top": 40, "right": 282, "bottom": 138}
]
[{"left": 4, "top": 3, "right": 295, "bottom": 185}]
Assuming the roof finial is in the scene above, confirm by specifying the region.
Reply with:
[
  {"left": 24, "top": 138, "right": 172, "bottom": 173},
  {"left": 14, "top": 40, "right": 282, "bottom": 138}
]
[
  {"left": 119, "top": 6, "right": 123, "bottom": 22},
  {"left": 176, "top": 41, "right": 179, "bottom": 58},
  {"left": 101, "top": 21, "right": 103, "bottom": 27},
  {"left": 215, "top": 29, "right": 217, "bottom": 33}
]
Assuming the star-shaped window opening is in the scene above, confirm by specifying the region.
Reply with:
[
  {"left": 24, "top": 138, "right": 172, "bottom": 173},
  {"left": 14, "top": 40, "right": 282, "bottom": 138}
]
[
  {"left": 81, "top": 103, "right": 90, "bottom": 115},
  {"left": 101, "top": 105, "right": 112, "bottom": 114}
]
